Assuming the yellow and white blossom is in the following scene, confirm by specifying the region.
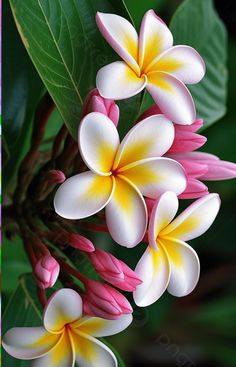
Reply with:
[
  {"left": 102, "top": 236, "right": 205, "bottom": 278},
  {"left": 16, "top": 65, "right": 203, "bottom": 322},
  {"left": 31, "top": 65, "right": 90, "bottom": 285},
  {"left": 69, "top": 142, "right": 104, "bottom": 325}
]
[
  {"left": 3, "top": 289, "right": 132, "bottom": 367},
  {"left": 54, "top": 112, "right": 187, "bottom": 247},
  {"left": 133, "top": 192, "right": 220, "bottom": 306},
  {"left": 96, "top": 10, "right": 205, "bottom": 125}
]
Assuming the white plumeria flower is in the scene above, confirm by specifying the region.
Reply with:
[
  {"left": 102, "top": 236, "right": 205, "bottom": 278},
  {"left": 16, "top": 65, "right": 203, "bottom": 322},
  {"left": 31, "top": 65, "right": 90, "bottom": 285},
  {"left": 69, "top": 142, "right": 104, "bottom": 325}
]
[
  {"left": 54, "top": 112, "right": 187, "bottom": 248},
  {"left": 133, "top": 192, "right": 220, "bottom": 306},
  {"left": 2, "top": 289, "right": 132, "bottom": 367},
  {"left": 96, "top": 10, "right": 205, "bottom": 125}
]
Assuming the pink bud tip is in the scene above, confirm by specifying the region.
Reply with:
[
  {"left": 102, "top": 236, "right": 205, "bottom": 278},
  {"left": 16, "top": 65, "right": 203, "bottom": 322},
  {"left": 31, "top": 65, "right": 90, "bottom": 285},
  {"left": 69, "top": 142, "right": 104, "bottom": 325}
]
[
  {"left": 47, "top": 170, "right": 66, "bottom": 183},
  {"left": 84, "top": 279, "right": 133, "bottom": 319},
  {"left": 82, "top": 88, "right": 119, "bottom": 126},
  {"left": 89, "top": 249, "right": 142, "bottom": 291},
  {"left": 68, "top": 234, "right": 95, "bottom": 252},
  {"left": 34, "top": 255, "right": 60, "bottom": 289}
]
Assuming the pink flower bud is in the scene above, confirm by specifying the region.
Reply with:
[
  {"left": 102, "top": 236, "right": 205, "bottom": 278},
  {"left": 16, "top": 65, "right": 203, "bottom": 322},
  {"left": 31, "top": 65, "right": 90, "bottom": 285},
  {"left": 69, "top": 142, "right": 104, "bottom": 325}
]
[
  {"left": 89, "top": 249, "right": 142, "bottom": 292},
  {"left": 82, "top": 88, "right": 119, "bottom": 126},
  {"left": 168, "top": 121, "right": 207, "bottom": 154},
  {"left": 182, "top": 152, "right": 236, "bottom": 181},
  {"left": 47, "top": 170, "right": 65, "bottom": 183},
  {"left": 178, "top": 178, "right": 209, "bottom": 199},
  {"left": 68, "top": 234, "right": 95, "bottom": 252},
  {"left": 84, "top": 279, "right": 133, "bottom": 320},
  {"left": 34, "top": 255, "right": 60, "bottom": 289}
]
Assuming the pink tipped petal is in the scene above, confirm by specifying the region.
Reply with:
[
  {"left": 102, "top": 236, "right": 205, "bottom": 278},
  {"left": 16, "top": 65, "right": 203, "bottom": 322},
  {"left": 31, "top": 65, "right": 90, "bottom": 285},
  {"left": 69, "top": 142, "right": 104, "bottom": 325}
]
[
  {"left": 54, "top": 172, "right": 114, "bottom": 220},
  {"left": 172, "top": 158, "right": 208, "bottom": 178},
  {"left": 168, "top": 132, "right": 207, "bottom": 153},
  {"left": 43, "top": 289, "right": 83, "bottom": 333},
  {"left": 148, "top": 192, "right": 179, "bottom": 249},
  {"left": 73, "top": 332, "right": 117, "bottom": 367},
  {"left": 161, "top": 193, "right": 221, "bottom": 241},
  {"left": 79, "top": 112, "right": 120, "bottom": 175},
  {"left": 175, "top": 118, "right": 203, "bottom": 132},
  {"left": 139, "top": 10, "right": 173, "bottom": 71},
  {"left": 114, "top": 114, "right": 174, "bottom": 169},
  {"left": 105, "top": 176, "right": 147, "bottom": 248},
  {"left": 120, "top": 157, "right": 187, "bottom": 198},
  {"left": 76, "top": 314, "right": 132, "bottom": 337},
  {"left": 162, "top": 238, "right": 200, "bottom": 297},
  {"left": 31, "top": 331, "right": 74, "bottom": 367},
  {"left": 178, "top": 178, "right": 209, "bottom": 199},
  {"left": 97, "top": 61, "right": 147, "bottom": 100},
  {"left": 147, "top": 71, "right": 196, "bottom": 125},
  {"left": 148, "top": 45, "right": 205, "bottom": 83},
  {"left": 133, "top": 245, "right": 170, "bottom": 307},
  {"left": 109, "top": 103, "right": 120, "bottom": 126},
  {"left": 2, "top": 327, "right": 60, "bottom": 360},
  {"left": 96, "top": 12, "right": 139, "bottom": 73},
  {"left": 200, "top": 160, "right": 236, "bottom": 181}
]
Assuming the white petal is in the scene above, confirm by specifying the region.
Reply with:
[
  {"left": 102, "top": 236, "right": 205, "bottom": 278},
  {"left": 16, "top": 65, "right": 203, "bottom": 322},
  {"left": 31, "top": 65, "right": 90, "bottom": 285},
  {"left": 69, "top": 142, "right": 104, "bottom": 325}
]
[
  {"left": 43, "top": 289, "right": 82, "bottom": 333},
  {"left": 54, "top": 172, "right": 114, "bottom": 220},
  {"left": 32, "top": 331, "right": 74, "bottom": 367},
  {"left": 105, "top": 176, "right": 147, "bottom": 248},
  {"left": 2, "top": 327, "right": 60, "bottom": 360},
  {"left": 114, "top": 114, "right": 174, "bottom": 169},
  {"left": 147, "top": 71, "right": 196, "bottom": 125},
  {"left": 73, "top": 331, "right": 117, "bottom": 367},
  {"left": 161, "top": 193, "right": 221, "bottom": 241},
  {"left": 139, "top": 10, "right": 173, "bottom": 71},
  {"left": 148, "top": 192, "right": 179, "bottom": 249},
  {"left": 96, "top": 61, "right": 147, "bottom": 100},
  {"left": 133, "top": 245, "right": 170, "bottom": 307},
  {"left": 161, "top": 238, "right": 200, "bottom": 297},
  {"left": 73, "top": 314, "right": 132, "bottom": 337},
  {"left": 96, "top": 12, "right": 139, "bottom": 74},
  {"left": 147, "top": 45, "right": 205, "bottom": 83},
  {"left": 120, "top": 157, "right": 187, "bottom": 198},
  {"left": 79, "top": 112, "right": 120, "bottom": 175}
]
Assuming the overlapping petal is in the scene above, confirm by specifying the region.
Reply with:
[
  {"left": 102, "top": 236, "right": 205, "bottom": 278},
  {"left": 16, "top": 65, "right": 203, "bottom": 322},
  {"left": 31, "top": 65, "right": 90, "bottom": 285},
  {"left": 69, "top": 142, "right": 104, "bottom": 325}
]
[
  {"left": 54, "top": 172, "right": 115, "bottom": 220},
  {"left": 147, "top": 71, "right": 196, "bottom": 125},
  {"left": 133, "top": 245, "right": 170, "bottom": 306},
  {"left": 73, "top": 332, "right": 117, "bottom": 367},
  {"left": 96, "top": 12, "right": 139, "bottom": 73},
  {"left": 163, "top": 238, "right": 200, "bottom": 297},
  {"left": 161, "top": 193, "right": 220, "bottom": 241},
  {"left": 114, "top": 114, "right": 174, "bottom": 169},
  {"left": 148, "top": 191, "right": 179, "bottom": 249},
  {"left": 147, "top": 45, "right": 205, "bottom": 83},
  {"left": 79, "top": 112, "right": 120, "bottom": 175},
  {"left": 119, "top": 158, "right": 187, "bottom": 198},
  {"left": 73, "top": 314, "right": 132, "bottom": 337},
  {"left": 96, "top": 61, "right": 147, "bottom": 99},
  {"left": 31, "top": 331, "right": 74, "bottom": 367},
  {"left": 105, "top": 176, "right": 147, "bottom": 247},
  {"left": 2, "top": 327, "right": 60, "bottom": 360},
  {"left": 43, "top": 289, "right": 83, "bottom": 333},
  {"left": 139, "top": 9, "right": 173, "bottom": 71}
]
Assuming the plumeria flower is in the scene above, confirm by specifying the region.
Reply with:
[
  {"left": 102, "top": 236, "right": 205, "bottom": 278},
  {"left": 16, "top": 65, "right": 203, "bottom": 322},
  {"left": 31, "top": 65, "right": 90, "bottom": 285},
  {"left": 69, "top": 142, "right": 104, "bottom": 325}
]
[
  {"left": 133, "top": 192, "right": 220, "bottom": 306},
  {"left": 54, "top": 112, "right": 187, "bottom": 247},
  {"left": 2, "top": 288, "right": 132, "bottom": 367},
  {"left": 96, "top": 10, "right": 205, "bottom": 125}
]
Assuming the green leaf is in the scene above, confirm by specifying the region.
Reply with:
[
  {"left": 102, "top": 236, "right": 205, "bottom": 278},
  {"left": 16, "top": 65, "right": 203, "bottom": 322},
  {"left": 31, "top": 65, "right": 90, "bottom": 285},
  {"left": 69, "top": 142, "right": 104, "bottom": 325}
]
[
  {"left": 3, "top": 1, "right": 44, "bottom": 187},
  {"left": 170, "top": 0, "right": 228, "bottom": 128},
  {"left": 2, "top": 274, "right": 42, "bottom": 367},
  {"left": 125, "top": 0, "right": 166, "bottom": 27},
  {"left": 9, "top": 0, "right": 132, "bottom": 138}
]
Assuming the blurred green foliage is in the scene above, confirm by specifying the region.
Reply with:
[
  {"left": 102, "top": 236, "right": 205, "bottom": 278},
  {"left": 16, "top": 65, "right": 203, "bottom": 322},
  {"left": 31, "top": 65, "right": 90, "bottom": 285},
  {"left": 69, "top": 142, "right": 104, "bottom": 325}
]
[{"left": 2, "top": 0, "right": 236, "bottom": 366}]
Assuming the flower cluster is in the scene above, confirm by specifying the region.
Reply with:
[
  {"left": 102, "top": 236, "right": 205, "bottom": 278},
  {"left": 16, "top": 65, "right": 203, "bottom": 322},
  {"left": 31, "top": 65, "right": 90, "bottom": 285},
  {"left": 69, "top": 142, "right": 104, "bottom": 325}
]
[{"left": 3, "top": 9, "right": 236, "bottom": 367}]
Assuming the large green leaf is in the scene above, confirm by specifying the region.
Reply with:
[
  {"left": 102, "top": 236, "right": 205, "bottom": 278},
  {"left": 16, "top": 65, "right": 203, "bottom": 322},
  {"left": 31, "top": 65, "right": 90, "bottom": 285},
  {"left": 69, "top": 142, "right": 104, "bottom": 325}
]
[
  {"left": 3, "top": 1, "right": 44, "bottom": 187},
  {"left": 170, "top": 0, "right": 228, "bottom": 129},
  {"left": 9, "top": 0, "right": 132, "bottom": 138}
]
